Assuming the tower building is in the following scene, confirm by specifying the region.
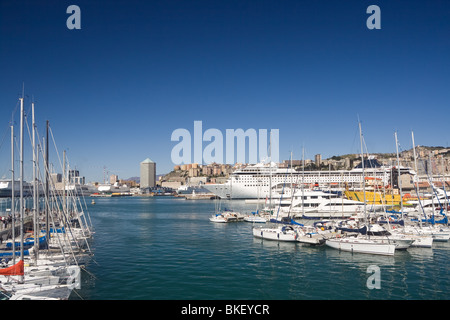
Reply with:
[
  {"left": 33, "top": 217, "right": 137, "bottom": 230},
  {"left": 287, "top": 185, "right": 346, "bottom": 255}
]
[{"left": 140, "top": 158, "right": 156, "bottom": 189}]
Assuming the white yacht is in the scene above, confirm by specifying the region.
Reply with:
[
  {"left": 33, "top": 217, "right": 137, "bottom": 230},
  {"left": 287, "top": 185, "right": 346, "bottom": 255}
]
[
  {"left": 404, "top": 186, "right": 449, "bottom": 216},
  {"left": 253, "top": 225, "right": 299, "bottom": 242},
  {"left": 97, "top": 182, "right": 130, "bottom": 194},
  {"left": 275, "top": 189, "right": 384, "bottom": 219}
]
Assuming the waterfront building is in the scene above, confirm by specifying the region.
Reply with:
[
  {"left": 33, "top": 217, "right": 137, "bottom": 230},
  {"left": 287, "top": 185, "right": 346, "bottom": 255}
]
[
  {"left": 51, "top": 173, "right": 62, "bottom": 184},
  {"left": 140, "top": 158, "right": 156, "bottom": 189},
  {"left": 315, "top": 154, "right": 322, "bottom": 167},
  {"left": 68, "top": 169, "right": 86, "bottom": 185}
]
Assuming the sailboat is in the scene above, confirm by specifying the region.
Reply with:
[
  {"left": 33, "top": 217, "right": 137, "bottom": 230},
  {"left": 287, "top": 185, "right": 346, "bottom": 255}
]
[
  {"left": 253, "top": 151, "right": 301, "bottom": 241},
  {"left": 209, "top": 189, "right": 244, "bottom": 223},
  {"left": 0, "top": 96, "right": 94, "bottom": 299},
  {"left": 407, "top": 182, "right": 450, "bottom": 240},
  {"left": 325, "top": 121, "right": 396, "bottom": 256},
  {"left": 0, "top": 260, "right": 24, "bottom": 277},
  {"left": 244, "top": 176, "right": 268, "bottom": 223},
  {"left": 325, "top": 236, "right": 396, "bottom": 255},
  {"left": 375, "top": 131, "right": 434, "bottom": 248},
  {"left": 253, "top": 224, "right": 299, "bottom": 242},
  {"left": 209, "top": 213, "right": 228, "bottom": 223},
  {"left": 244, "top": 211, "right": 268, "bottom": 223}
]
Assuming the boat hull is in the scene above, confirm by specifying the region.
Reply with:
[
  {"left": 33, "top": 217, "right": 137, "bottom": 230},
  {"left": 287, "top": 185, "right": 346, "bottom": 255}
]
[
  {"left": 365, "top": 237, "right": 413, "bottom": 250},
  {"left": 244, "top": 216, "right": 267, "bottom": 223},
  {"left": 325, "top": 238, "right": 396, "bottom": 255},
  {"left": 209, "top": 217, "right": 227, "bottom": 223},
  {"left": 297, "top": 233, "right": 325, "bottom": 245},
  {"left": 253, "top": 227, "right": 298, "bottom": 242},
  {"left": 410, "top": 235, "right": 434, "bottom": 248},
  {"left": 209, "top": 211, "right": 244, "bottom": 223}
]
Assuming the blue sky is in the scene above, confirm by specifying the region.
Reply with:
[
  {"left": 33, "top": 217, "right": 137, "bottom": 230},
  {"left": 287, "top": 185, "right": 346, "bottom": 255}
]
[{"left": 1, "top": 0, "right": 449, "bottom": 182}]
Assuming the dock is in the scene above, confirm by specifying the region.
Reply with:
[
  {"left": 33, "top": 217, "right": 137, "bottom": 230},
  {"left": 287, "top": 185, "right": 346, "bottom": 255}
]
[{"left": 183, "top": 193, "right": 218, "bottom": 200}]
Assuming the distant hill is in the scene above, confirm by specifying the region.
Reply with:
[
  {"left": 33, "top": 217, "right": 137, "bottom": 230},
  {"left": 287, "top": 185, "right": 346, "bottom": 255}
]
[{"left": 328, "top": 145, "right": 450, "bottom": 160}]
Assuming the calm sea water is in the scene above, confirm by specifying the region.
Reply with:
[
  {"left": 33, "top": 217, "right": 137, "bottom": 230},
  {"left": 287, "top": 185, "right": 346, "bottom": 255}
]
[{"left": 75, "top": 196, "right": 449, "bottom": 300}]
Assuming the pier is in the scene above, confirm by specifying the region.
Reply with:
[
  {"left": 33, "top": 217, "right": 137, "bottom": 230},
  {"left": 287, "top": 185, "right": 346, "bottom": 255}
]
[{"left": 0, "top": 214, "right": 33, "bottom": 242}]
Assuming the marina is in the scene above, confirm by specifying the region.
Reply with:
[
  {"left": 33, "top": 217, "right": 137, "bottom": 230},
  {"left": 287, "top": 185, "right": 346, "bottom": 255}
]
[
  {"left": 1, "top": 101, "right": 449, "bottom": 300},
  {"left": 0, "top": 99, "right": 94, "bottom": 300},
  {"left": 71, "top": 121, "right": 450, "bottom": 300},
  {"left": 1, "top": 1, "right": 450, "bottom": 304},
  {"left": 76, "top": 196, "right": 450, "bottom": 300}
]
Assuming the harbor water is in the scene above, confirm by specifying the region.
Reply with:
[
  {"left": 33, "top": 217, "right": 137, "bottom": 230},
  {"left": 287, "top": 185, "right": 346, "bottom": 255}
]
[{"left": 77, "top": 196, "right": 450, "bottom": 300}]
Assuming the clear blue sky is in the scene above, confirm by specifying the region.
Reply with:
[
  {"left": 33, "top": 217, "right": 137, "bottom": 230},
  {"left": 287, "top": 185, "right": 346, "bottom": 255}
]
[{"left": 1, "top": 0, "right": 449, "bottom": 182}]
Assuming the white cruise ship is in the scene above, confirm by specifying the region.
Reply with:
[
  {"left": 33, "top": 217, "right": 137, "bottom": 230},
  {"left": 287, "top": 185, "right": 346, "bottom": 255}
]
[
  {"left": 203, "top": 159, "right": 415, "bottom": 199},
  {"left": 0, "top": 179, "right": 36, "bottom": 197}
]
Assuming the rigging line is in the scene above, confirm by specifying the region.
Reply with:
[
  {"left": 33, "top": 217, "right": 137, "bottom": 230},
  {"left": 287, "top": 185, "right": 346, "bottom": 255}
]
[
  {"left": 71, "top": 288, "right": 84, "bottom": 300},
  {"left": 49, "top": 126, "right": 65, "bottom": 177},
  {"left": 34, "top": 130, "right": 76, "bottom": 263},
  {"left": 287, "top": 153, "right": 304, "bottom": 221},
  {"left": 360, "top": 131, "right": 380, "bottom": 212},
  {"left": 44, "top": 171, "right": 77, "bottom": 264},
  {"left": 0, "top": 123, "right": 11, "bottom": 153},
  {"left": 349, "top": 122, "right": 359, "bottom": 156},
  {"left": 10, "top": 99, "right": 20, "bottom": 127},
  {"left": 79, "top": 188, "right": 94, "bottom": 231},
  {"left": 46, "top": 128, "right": 90, "bottom": 260},
  {"left": 63, "top": 159, "right": 93, "bottom": 253},
  {"left": 275, "top": 161, "right": 290, "bottom": 220},
  {"left": 71, "top": 173, "right": 94, "bottom": 233},
  {"left": 3, "top": 98, "right": 21, "bottom": 178},
  {"left": 80, "top": 265, "right": 98, "bottom": 280}
]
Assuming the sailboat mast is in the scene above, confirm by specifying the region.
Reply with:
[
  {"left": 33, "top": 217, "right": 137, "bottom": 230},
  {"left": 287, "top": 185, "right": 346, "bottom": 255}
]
[
  {"left": 288, "top": 151, "right": 293, "bottom": 218},
  {"left": 269, "top": 131, "right": 272, "bottom": 209},
  {"left": 19, "top": 97, "right": 24, "bottom": 283},
  {"left": 394, "top": 132, "right": 404, "bottom": 221},
  {"left": 45, "top": 120, "right": 50, "bottom": 248},
  {"left": 11, "top": 125, "right": 16, "bottom": 265},
  {"left": 411, "top": 131, "right": 423, "bottom": 228},
  {"left": 32, "top": 102, "right": 39, "bottom": 263},
  {"left": 63, "top": 150, "right": 66, "bottom": 215},
  {"left": 302, "top": 146, "right": 305, "bottom": 218},
  {"left": 440, "top": 157, "right": 449, "bottom": 217},
  {"left": 358, "top": 121, "right": 367, "bottom": 220}
]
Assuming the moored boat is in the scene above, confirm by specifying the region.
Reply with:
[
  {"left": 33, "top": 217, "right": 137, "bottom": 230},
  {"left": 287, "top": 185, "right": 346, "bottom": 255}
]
[
  {"left": 253, "top": 225, "right": 299, "bottom": 242},
  {"left": 325, "top": 237, "right": 396, "bottom": 256},
  {"left": 209, "top": 211, "right": 244, "bottom": 223},
  {"left": 244, "top": 213, "right": 267, "bottom": 223}
]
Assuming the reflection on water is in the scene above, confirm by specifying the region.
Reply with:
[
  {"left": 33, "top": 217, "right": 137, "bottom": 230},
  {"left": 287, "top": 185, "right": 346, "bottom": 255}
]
[{"left": 78, "top": 197, "right": 450, "bottom": 300}]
